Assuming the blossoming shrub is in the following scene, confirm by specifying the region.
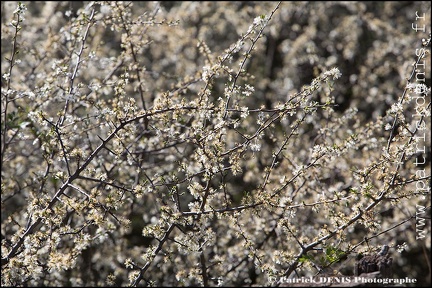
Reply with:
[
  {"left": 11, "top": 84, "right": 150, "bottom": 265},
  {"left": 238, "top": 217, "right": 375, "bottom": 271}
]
[{"left": 1, "top": 1, "right": 430, "bottom": 286}]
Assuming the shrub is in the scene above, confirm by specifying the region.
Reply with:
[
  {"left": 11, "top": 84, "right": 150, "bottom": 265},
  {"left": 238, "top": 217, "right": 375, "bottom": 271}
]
[{"left": 1, "top": 1, "right": 430, "bottom": 287}]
